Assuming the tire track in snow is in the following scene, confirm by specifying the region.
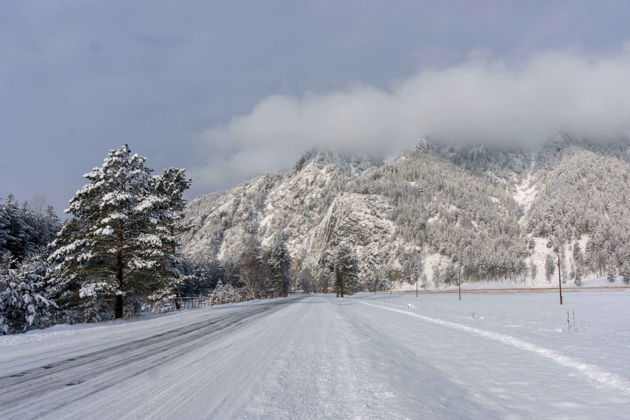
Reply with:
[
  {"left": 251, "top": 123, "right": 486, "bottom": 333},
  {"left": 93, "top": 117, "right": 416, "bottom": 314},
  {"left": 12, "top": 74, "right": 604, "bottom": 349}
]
[{"left": 358, "top": 300, "right": 630, "bottom": 395}]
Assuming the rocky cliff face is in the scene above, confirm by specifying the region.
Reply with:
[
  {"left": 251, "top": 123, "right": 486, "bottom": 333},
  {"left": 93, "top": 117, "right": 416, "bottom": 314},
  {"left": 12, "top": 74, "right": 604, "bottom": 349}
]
[{"left": 182, "top": 136, "right": 630, "bottom": 289}]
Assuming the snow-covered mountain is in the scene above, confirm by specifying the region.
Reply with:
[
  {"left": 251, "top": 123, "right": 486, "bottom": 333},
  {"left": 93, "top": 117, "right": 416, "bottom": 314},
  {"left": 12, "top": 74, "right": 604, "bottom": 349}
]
[{"left": 182, "top": 135, "right": 630, "bottom": 289}]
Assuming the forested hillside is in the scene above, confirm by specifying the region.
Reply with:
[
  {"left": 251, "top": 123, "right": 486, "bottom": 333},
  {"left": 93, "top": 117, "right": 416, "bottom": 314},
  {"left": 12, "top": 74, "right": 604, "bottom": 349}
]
[{"left": 182, "top": 136, "right": 630, "bottom": 291}]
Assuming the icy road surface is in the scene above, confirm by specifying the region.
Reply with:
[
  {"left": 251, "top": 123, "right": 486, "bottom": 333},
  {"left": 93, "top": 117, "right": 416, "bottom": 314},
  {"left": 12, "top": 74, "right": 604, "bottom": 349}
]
[{"left": 1, "top": 292, "right": 630, "bottom": 419}]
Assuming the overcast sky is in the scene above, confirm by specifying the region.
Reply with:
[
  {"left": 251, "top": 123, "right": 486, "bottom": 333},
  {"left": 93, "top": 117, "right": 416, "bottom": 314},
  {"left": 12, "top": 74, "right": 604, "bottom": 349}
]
[{"left": 2, "top": 1, "right": 630, "bottom": 213}]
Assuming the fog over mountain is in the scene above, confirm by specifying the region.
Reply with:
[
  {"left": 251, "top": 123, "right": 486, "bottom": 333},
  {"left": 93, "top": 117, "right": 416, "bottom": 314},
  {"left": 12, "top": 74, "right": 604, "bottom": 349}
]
[{"left": 194, "top": 47, "right": 630, "bottom": 191}]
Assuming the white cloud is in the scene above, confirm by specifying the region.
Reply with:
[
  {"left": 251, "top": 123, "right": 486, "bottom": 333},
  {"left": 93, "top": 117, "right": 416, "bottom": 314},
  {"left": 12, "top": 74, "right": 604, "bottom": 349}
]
[{"left": 194, "top": 47, "right": 630, "bottom": 190}]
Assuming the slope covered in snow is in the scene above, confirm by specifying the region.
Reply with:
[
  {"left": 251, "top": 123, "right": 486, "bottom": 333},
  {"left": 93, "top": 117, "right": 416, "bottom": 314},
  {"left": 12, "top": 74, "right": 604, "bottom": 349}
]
[{"left": 182, "top": 136, "right": 630, "bottom": 290}]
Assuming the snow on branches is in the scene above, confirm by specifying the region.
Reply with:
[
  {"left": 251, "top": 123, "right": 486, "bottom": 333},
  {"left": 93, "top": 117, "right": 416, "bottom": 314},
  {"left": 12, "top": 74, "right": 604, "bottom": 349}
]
[{"left": 48, "top": 145, "right": 191, "bottom": 320}]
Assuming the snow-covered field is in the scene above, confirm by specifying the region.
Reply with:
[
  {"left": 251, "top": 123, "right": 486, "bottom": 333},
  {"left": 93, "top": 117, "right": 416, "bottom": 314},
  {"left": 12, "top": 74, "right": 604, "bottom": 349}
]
[
  {"left": 393, "top": 275, "right": 630, "bottom": 291},
  {"left": 1, "top": 291, "right": 629, "bottom": 419}
]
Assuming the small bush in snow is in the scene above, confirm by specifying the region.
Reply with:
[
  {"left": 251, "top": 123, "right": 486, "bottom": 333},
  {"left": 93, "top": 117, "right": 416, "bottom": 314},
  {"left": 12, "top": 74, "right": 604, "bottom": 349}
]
[{"left": 208, "top": 282, "right": 245, "bottom": 305}]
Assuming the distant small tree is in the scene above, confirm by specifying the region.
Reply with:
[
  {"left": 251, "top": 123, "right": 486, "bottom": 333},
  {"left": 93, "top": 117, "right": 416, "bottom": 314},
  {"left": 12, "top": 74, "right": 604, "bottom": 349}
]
[
  {"left": 529, "top": 261, "right": 538, "bottom": 281},
  {"left": 297, "top": 268, "right": 315, "bottom": 293},
  {"left": 545, "top": 254, "right": 555, "bottom": 282},
  {"left": 363, "top": 270, "right": 389, "bottom": 292},
  {"left": 621, "top": 260, "right": 630, "bottom": 285},
  {"left": 334, "top": 243, "right": 359, "bottom": 297},
  {"left": 268, "top": 236, "right": 291, "bottom": 297},
  {"left": 315, "top": 266, "right": 332, "bottom": 293},
  {"left": 238, "top": 233, "right": 265, "bottom": 298},
  {"left": 574, "top": 266, "right": 583, "bottom": 287}
]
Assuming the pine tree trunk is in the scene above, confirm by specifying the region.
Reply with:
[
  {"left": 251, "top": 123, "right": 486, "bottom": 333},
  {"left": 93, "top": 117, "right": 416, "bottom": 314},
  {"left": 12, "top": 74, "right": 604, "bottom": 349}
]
[
  {"left": 340, "top": 270, "right": 344, "bottom": 298},
  {"left": 170, "top": 227, "right": 181, "bottom": 310},
  {"left": 115, "top": 295, "right": 123, "bottom": 319},
  {"left": 115, "top": 232, "right": 124, "bottom": 319}
]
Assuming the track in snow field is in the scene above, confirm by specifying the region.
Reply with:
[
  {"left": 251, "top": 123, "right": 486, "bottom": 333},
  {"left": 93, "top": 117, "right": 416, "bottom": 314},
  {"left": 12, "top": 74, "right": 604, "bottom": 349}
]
[{"left": 0, "top": 298, "right": 299, "bottom": 419}]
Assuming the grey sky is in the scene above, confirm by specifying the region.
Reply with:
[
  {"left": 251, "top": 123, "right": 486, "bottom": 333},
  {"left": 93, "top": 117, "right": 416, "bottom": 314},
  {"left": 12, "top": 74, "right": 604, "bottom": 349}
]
[{"left": 1, "top": 1, "right": 630, "bottom": 213}]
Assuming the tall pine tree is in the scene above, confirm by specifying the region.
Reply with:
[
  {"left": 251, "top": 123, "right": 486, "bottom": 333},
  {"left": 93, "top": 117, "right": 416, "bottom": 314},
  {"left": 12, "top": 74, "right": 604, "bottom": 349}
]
[{"left": 49, "top": 145, "right": 189, "bottom": 319}]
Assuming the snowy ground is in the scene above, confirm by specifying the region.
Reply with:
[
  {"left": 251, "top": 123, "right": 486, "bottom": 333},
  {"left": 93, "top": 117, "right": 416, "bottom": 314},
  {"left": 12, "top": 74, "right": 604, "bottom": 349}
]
[{"left": 1, "top": 292, "right": 629, "bottom": 419}]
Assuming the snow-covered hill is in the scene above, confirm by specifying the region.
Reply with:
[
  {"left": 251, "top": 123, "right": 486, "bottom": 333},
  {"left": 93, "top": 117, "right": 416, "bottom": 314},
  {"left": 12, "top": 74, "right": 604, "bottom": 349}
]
[{"left": 182, "top": 136, "right": 630, "bottom": 290}]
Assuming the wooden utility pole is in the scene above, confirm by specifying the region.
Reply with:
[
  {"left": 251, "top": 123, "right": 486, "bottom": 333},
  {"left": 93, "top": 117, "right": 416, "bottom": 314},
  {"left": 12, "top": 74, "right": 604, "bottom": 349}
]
[
  {"left": 557, "top": 253, "right": 563, "bottom": 305},
  {"left": 416, "top": 280, "right": 418, "bottom": 298}
]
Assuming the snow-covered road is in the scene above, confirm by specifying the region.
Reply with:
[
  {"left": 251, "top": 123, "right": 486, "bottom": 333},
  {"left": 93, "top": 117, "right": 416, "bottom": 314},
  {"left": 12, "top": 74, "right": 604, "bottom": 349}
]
[{"left": 1, "top": 293, "right": 629, "bottom": 419}]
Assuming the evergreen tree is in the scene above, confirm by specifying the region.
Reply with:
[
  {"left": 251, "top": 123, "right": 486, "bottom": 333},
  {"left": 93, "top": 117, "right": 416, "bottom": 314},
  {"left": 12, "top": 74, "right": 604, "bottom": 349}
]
[
  {"left": 621, "top": 258, "right": 630, "bottom": 285},
  {"left": 297, "top": 267, "right": 315, "bottom": 293},
  {"left": 573, "top": 242, "right": 584, "bottom": 266},
  {"left": 49, "top": 145, "right": 180, "bottom": 319},
  {"left": 363, "top": 270, "right": 390, "bottom": 292},
  {"left": 268, "top": 236, "right": 291, "bottom": 297},
  {"left": 574, "top": 266, "right": 583, "bottom": 286},
  {"left": 178, "top": 257, "right": 224, "bottom": 296},
  {"left": 0, "top": 196, "right": 62, "bottom": 262},
  {"left": 314, "top": 266, "right": 331, "bottom": 293},
  {"left": 0, "top": 202, "right": 9, "bottom": 251},
  {"left": 146, "top": 168, "right": 192, "bottom": 309},
  {"left": 529, "top": 261, "right": 538, "bottom": 280},
  {"left": 545, "top": 254, "right": 555, "bottom": 282},
  {"left": 2, "top": 194, "right": 34, "bottom": 260},
  {"left": 334, "top": 243, "right": 359, "bottom": 297},
  {"left": 0, "top": 254, "right": 56, "bottom": 334},
  {"left": 237, "top": 233, "right": 265, "bottom": 298}
]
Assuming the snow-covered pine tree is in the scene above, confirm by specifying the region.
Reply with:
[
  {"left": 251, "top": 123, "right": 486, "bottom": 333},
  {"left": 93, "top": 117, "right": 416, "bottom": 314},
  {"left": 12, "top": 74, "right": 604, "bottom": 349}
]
[
  {"left": 2, "top": 194, "right": 34, "bottom": 260},
  {"left": 49, "top": 145, "right": 174, "bottom": 319},
  {"left": 334, "top": 242, "right": 359, "bottom": 297},
  {"left": 0, "top": 254, "right": 56, "bottom": 334},
  {"left": 0, "top": 201, "right": 9, "bottom": 251},
  {"left": 33, "top": 205, "right": 62, "bottom": 249},
  {"left": 47, "top": 218, "right": 96, "bottom": 321},
  {"left": 146, "top": 168, "right": 192, "bottom": 310},
  {"left": 268, "top": 236, "right": 291, "bottom": 297},
  {"left": 0, "top": 196, "right": 61, "bottom": 262}
]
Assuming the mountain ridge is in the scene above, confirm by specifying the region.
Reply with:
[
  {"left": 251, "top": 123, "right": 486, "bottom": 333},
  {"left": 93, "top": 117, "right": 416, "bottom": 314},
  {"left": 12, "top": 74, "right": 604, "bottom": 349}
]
[{"left": 182, "top": 136, "right": 630, "bottom": 290}]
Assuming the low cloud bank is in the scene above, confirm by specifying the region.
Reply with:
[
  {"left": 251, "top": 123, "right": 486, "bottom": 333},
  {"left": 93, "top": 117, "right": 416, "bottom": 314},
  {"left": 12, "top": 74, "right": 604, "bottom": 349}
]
[{"left": 195, "top": 47, "right": 630, "bottom": 190}]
